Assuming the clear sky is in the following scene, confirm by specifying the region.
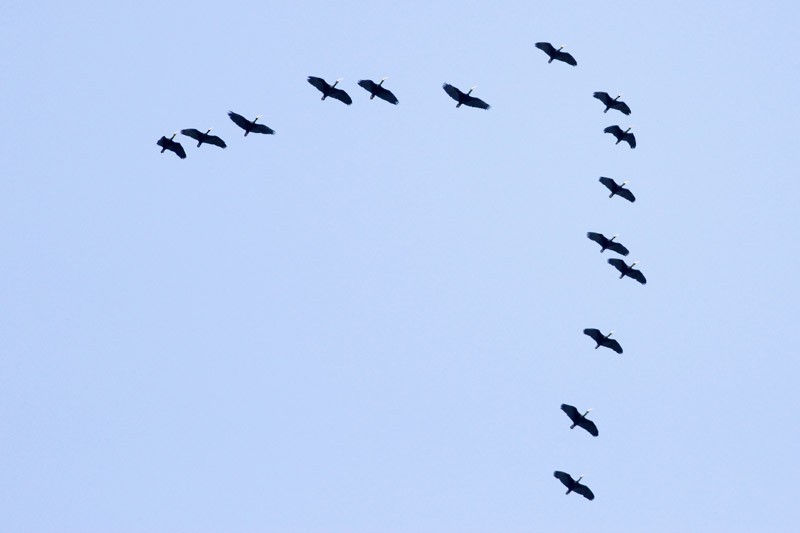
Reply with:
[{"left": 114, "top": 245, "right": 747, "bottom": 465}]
[{"left": 2, "top": 1, "right": 799, "bottom": 531}]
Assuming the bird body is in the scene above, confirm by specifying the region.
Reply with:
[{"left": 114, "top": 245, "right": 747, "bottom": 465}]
[
  {"left": 608, "top": 259, "right": 647, "bottom": 284},
  {"left": 156, "top": 133, "right": 186, "bottom": 159},
  {"left": 553, "top": 471, "right": 594, "bottom": 500},
  {"left": 180, "top": 128, "right": 227, "bottom": 148},
  {"left": 586, "top": 232, "right": 629, "bottom": 256},
  {"left": 583, "top": 328, "right": 623, "bottom": 354},
  {"left": 599, "top": 177, "right": 636, "bottom": 203},
  {"left": 593, "top": 92, "right": 631, "bottom": 115},
  {"left": 560, "top": 404, "right": 599, "bottom": 436},
  {"left": 357, "top": 78, "right": 399, "bottom": 104},
  {"left": 307, "top": 76, "right": 353, "bottom": 105},
  {"left": 604, "top": 125, "right": 636, "bottom": 148},
  {"left": 442, "top": 83, "right": 490, "bottom": 109},
  {"left": 228, "top": 111, "right": 275, "bottom": 136},
  {"left": 535, "top": 42, "right": 577, "bottom": 66}
]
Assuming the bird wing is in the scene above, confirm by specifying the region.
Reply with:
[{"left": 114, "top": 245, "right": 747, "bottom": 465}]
[
  {"left": 358, "top": 79, "right": 376, "bottom": 92},
  {"left": 586, "top": 232, "right": 607, "bottom": 247},
  {"left": 205, "top": 134, "right": 227, "bottom": 147},
  {"left": 613, "top": 100, "right": 632, "bottom": 115},
  {"left": 573, "top": 482, "right": 595, "bottom": 500},
  {"left": 180, "top": 128, "right": 203, "bottom": 141},
  {"left": 172, "top": 142, "right": 187, "bottom": 159},
  {"left": 583, "top": 328, "right": 603, "bottom": 343},
  {"left": 553, "top": 471, "right": 573, "bottom": 488},
  {"left": 560, "top": 404, "right": 581, "bottom": 424},
  {"left": 593, "top": 92, "right": 612, "bottom": 106},
  {"left": 607, "top": 241, "right": 630, "bottom": 256},
  {"left": 535, "top": 42, "right": 556, "bottom": 57},
  {"left": 307, "top": 76, "right": 330, "bottom": 93},
  {"left": 374, "top": 85, "right": 399, "bottom": 105},
  {"left": 604, "top": 125, "right": 623, "bottom": 137},
  {"left": 557, "top": 51, "right": 577, "bottom": 66},
  {"left": 598, "top": 176, "right": 616, "bottom": 192},
  {"left": 608, "top": 258, "right": 627, "bottom": 274},
  {"left": 463, "top": 95, "right": 490, "bottom": 109},
  {"left": 579, "top": 418, "right": 599, "bottom": 437},
  {"left": 251, "top": 123, "right": 275, "bottom": 135},
  {"left": 624, "top": 132, "right": 637, "bottom": 148},
  {"left": 604, "top": 338, "right": 623, "bottom": 354},
  {"left": 442, "top": 83, "right": 462, "bottom": 102},
  {"left": 156, "top": 136, "right": 169, "bottom": 149},
  {"left": 629, "top": 269, "right": 647, "bottom": 285},
  {"left": 329, "top": 88, "right": 353, "bottom": 105},
  {"left": 228, "top": 111, "right": 251, "bottom": 131},
  {"left": 617, "top": 187, "right": 636, "bottom": 203}
]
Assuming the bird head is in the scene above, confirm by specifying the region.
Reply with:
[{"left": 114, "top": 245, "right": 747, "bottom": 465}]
[
  {"left": 621, "top": 181, "right": 629, "bottom": 186},
  {"left": 254, "top": 115, "right": 262, "bottom": 123},
  {"left": 631, "top": 261, "right": 639, "bottom": 266},
  {"left": 170, "top": 132, "right": 178, "bottom": 139},
  {"left": 468, "top": 85, "right": 477, "bottom": 95},
  {"left": 625, "top": 126, "right": 632, "bottom": 133},
  {"left": 559, "top": 45, "right": 565, "bottom": 51},
  {"left": 611, "top": 234, "right": 619, "bottom": 240},
  {"left": 576, "top": 475, "right": 583, "bottom": 483},
  {"left": 333, "top": 78, "right": 342, "bottom": 87},
  {"left": 380, "top": 76, "right": 388, "bottom": 85}
]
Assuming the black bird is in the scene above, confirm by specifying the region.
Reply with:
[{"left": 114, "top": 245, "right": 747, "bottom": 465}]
[
  {"left": 608, "top": 258, "right": 647, "bottom": 285},
  {"left": 307, "top": 76, "right": 353, "bottom": 105},
  {"left": 586, "top": 232, "right": 629, "bottom": 256},
  {"left": 604, "top": 125, "right": 636, "bottom": 148},
  {"left": 227, "top": 111, "right": 275, "bottom": 136},
  {"left": 583, "top": 328, "right": 623, "bottom": 354},
  {"left": 180, "top": 128, "right": 227, "bottom": 149},
  {"left": 593, "top": 92, "right": 631, "bottom": 115},
  {"left": 560, "top": 404, "right": 599, "bottom": 437},
  {"left": 553, "top": 471, "right": 594, "bottom": 500},
  {"left": 156, "top": 133, "right": 186, "bottom": 159},
  {"left": 357, "top": 77, "right": 399, "bottom": 105},
  {"left": 599, "top": 177, "right": 636, "bottom": 203},
  {"left": 442, "top": 83, "right": 490, "bottom": 109},
  {"left": 535, "top": 42, "right": 577, "bottom": 66}
]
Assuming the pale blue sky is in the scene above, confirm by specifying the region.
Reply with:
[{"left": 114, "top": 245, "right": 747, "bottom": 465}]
[{"left": 2, "top": 1, "right": 799, "bottom": 531}]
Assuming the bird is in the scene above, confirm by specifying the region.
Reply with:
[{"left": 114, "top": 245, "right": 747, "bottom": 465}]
[
  {"left": 583, "top": 328, "right": 623, "bottom": 354},
  {"left": 180, "top": 128, "right": 227, "bottom": 149},
  {"left": 227, "top": 111, "right": 275, "bottom": 136},
  {"left": 586, "top": 232, "right": 629, "bottom": 256},
  {"left": 156, "top": 133, "right": 186, "bottom": 159},
  {"left": 535, "top": 42, "right": 577, "bottom": 66},
  {"left": 593, "top": 92, "right": 631, "bottom": 115},
  {"left": 553, "top": 471, "right": 594, "bottom": 500},
  {"left": 604, "top": 125, "right": 636, "bottom": 148},
  {"left": 307, "top": 76, "right": 353, "bottom": 105},
  {"left": 560, "top": 404, "right": 599, "bottom": 437},
  {"left": 599, "top": 177, "right": 636, "bottom": 203},
  {"left": 442, "top": 83, "right": 490, "bottom": 109},
  {"left": 608, "top": 258, "right": 647, "bottom": 285},
  {"left": 357, "top": 77, "right": 399, "bottom": 105}
]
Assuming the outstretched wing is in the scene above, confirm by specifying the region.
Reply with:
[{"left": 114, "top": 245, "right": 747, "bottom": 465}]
[
  {"left": 204, "top": 134, "right": 227, "bottom": 147},
  {"left": 593, "top": 92, "right": 612, "bottom": 106},
  {"left": 604, "top": 338, "right": 623, "bottom": 354},
  {"left": 586, "top": 232, "right": 608, "bottom": 248},
  {"left": 583, "top": 328, "right": 603, "bottom": 344},
  {"left": 557, "top": 51, "right": 577, "bottom": 66},
  {"left": 180, "top": 128, "right": 203, "bottom": 141},
  {"left": 628, "top": 269, "right": 647, "bottom": 285},
  {"left": 604, "top": 125, "right": 623, "bottom": 138},
  {"left": 228, "top": 111, "right": 251, "bottom": 131},
  {"left": 578, "top": 418, "right": 599, "bottom": 437},
  {"left": 251, "top": 123, "right": 275, "bottom": 135},
  {"left": 608, "top": 258, "right": 627, "bottom": 275},
  {"left": 612, "top": 100, "right": 632, "bottom": 115},
  {"left": 329, "top": 87, "right": 352, "bottom": 105},
  {"left": 598, "top": 176, "right": 616, "bottom": 192},
  {"left": 573, "top": 482, "right": 595, "bottom": 500},
  {"left": 617, "top": 187, "right": 636, "bottom": 203},
  {"left": 442, "top": 83, "right": 463, "bottom": 102},
  {"left": 307, "top": 76, "right": 330, "bottom": 93},
  {"left": 463, "top": 95, "right": 490, "bottom": 109},
  {"left": 560, "top": 404, "right": 580, "bottom": 424},
  {"left": 172, "top": 142, "right": 187, "bottom": 159},
  {"left": 358, "top": 79, "right": 377, "bottom": 93},
  {"left": 535, "top": 42, "right": 557, "bottom": 58},
  {"left": 624, "top": 132, "right": 637, "bottom": 149},
  {"left": 607, "top": 241, "right": 629, "bottom": 256},
  {"left": 156, "top": 136, "right": 169, "bottom": 149},
  {"left": 374, "top": 85, "right": 399, "bottom": 105},
  {"left": 553, "top": 471, "right": 573, "bottom": 489}
]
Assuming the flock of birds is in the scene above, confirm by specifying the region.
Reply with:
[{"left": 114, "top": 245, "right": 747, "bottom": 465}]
[{"left": 156, "top": 41, "right": 646, "bottom": 502}]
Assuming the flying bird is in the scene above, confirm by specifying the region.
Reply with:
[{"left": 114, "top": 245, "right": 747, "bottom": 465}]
[
  {"left": 358, "top": 77, "right": 399, "bottom": 104},
  {"left": 180, "top": 128, "right": 227, "bottom": 149},
  {"left": 586, "top": 232, "right": 629, "bottom": 256},
  {"left": 553, "top": 471, "right": 594, "bottom": 500},
  {"left": 156, "top": 133, "right": 186, "bottom": 159},
  {"left": 593, "top": 92, "right": 631, "bottom": 115},
  {"left": 227, "top": 111, "right": 275, "bottom": 136},
  {"left": 560, "top": 404, "right": 599, "bottom": 437},
  {"left": 608, "top": 258, "right": 647, "bottom": 285},
  {"left": 583, "top": 328, "right": 623, "bottom": 354},
  {"left": 599, "top": 177, "right": 636, "bottom": 203},
  {"left": 307, "top": 76, "right": 353, "bottom": 105},
  {"left": 535, "top": 42, "right": 577, "bottom": 66},
  {"left": 604, "top": 125, "right": 636, "bottom": 148},
  {"left": 442, "top": 83, "right": 490, "bottom": 109}
]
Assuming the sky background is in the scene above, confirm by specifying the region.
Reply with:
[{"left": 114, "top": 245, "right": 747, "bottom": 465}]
[{"left": 2, "top": 1, "right": 799, "bottom": 531}]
